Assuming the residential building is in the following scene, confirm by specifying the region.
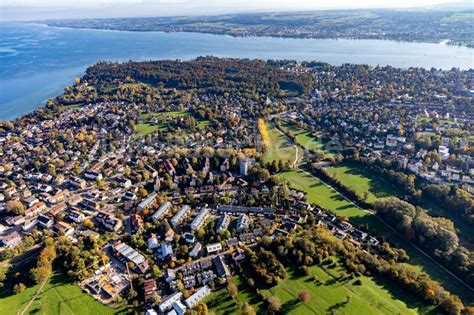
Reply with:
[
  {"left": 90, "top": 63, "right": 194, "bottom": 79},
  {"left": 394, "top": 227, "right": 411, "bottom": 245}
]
[
  {"left": 143, "top": 279, "right": 157, "bottom": 303},
  {"left": 215, "top": 214, "right": 230, "bottom": 233},
  {"left": 172, "top": 301, "right": 187, "bottom": 315},
  {"left": 236, "top": 214, "right": 250, "bottom": 232},
  {"left": 150, "top": 201, "right": 172, "bottom": 222},
  {"left": 96, "top": 211, "right": 122, "bottom": 231},
  {"left": 137, "top": 192, "right": 157, "bottom": 212},
  {"left": 206, "top": 243, "right": 222, "bottom": 255},
  {"left": 1, "top": 230, "right": 21, "bottom": 247},
  {"left": 217, "top": 204, "right": 275, "bottom": 216},
  {"left": 213, "top": 256, "right": 230, "bottom": 278},
  {"left": 170, "top": 205, "right": 190, "bottom": 227},
  {"left": 190, "top": 208, "right": 210, "bottom": 231},
  {"left": 184, "top": 285, "right": 211, "bottom": 309},
  {"left": 158, "top": 292, "right": 182, "bottom": 313},
  {"left": 112, "top": 241, "right": 149, "bottom": 273}
]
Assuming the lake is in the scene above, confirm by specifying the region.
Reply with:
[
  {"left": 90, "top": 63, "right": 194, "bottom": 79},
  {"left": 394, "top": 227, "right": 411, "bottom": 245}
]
[{"left": 0, "top": 22, "right": 473, "bottom": 120}]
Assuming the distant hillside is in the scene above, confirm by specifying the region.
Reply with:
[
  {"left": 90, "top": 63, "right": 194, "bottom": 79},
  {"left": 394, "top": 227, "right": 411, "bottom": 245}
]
[
  {"left": 46, "top": 9, "right": 474, "bottom": 48},
  {"left": 426, "top": 1, "right": 474, "bottom": 11}
]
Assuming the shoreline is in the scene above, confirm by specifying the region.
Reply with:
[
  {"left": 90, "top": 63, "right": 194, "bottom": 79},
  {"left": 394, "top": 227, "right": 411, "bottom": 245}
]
[
  {"left": 1, "top": 22, "right": 473, "bottom": 121},
  {"left": 40, "top": 22, "right": 474, "bottom": 48}
]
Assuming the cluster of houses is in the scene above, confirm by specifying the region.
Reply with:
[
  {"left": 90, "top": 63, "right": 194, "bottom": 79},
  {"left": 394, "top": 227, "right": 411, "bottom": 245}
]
[
  {"left": 283, "top": 97, "right": 473, "bottom": 192},
  {"left": 1, "top": 62, "right": 471, "bottom": 313}
]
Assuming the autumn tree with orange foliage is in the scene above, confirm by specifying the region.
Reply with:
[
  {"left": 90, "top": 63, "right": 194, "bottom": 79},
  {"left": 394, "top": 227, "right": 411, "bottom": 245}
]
[{"left": 258, "top": 119, "right": 269, "bottom": 149}]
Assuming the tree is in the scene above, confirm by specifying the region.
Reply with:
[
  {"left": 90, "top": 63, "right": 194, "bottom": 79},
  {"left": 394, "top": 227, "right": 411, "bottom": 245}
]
[
  {"left": 363, "top": 191, "right": 369, "bottom": 201},
  {"left": 97, "top": 179, "right": 105, "bottom": 190},
  {"left": 256, "top": 168, "right": 270, "bottom": 181},
  {"left": 267, "top": 295, "right": 282, "bottom": 313},
  {"left": 31, "top": 244, "right": 56, "bottom": 284},
  {"left": 298, "top": 290, "right": 310, "bottom": 303},
  {"left": 152, "top": 265, "right": 162, "bottom": 279},
  {"left": 374, "top": 197, "right": 416, "bottom": 232},
  {"left": 31, "top": 264, "right": 52, "bottom": 284},
  {"left": 227, "top": 281, "right": 238, "bottom": 300},
  {"left": 242, "top": 303, "right": 256, "bottom": 315},
  {"left": 6, "top": 200, "right": 25, "bottom": 215},
  {"left": 83, "top": 218, "right": 94, "bottom": 229},
  {"left": 138, "top": 187, "right": 148, "bottom": 198},
  {"left": 13, "top": 283, "right": 26, "bottom": 294}
]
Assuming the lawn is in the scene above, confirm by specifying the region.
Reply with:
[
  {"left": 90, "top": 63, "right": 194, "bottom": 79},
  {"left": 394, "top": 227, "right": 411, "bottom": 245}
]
[
  {"left": 325, "top": 162, "right": 474, "bottom": 250},
  {"left": 326, "top": 162, "right": 402, "bottom": 204},
  {"left": 278, "top": 169, "right": 473, "bottom": 302},
  {"left": 0, "top": 271, "right": 124, "bottom": 315},
  {"left": 136, "top": 111, "right": 210, "bottom": 138},
  {"left": 208, "top": 262, "right": 424, "bottom": 315},
  {"left": 263, "top": 122, "right": 298, "bottom": 164},
  {"left": 206, "top": 275, "right": 264, "bottom": 314},
  {"left": 279, "top": 169, "right": 366, "bottom": 219},
  {"left": 260, "top": 263, "right": 423, "bottom": 315},
  {"left": 279, "top": 121, "right": 335, "bottom": 157}
]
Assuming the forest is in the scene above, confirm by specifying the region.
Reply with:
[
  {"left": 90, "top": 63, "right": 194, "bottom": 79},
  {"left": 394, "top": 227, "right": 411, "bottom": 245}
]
[{"left": 82, "top": 57, "right": 313, "bottom": 97}]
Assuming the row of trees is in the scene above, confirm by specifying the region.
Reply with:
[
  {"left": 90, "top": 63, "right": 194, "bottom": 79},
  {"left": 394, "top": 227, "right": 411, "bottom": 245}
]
[
  {"left": 258, "top": 119, "right": 269, "bottom": 149},
  {"left": 374, "top": 197, "right": 473, "bottom": 287},
  {"left": 31, "top": 240, "right": 57, "bottom": 284},
  {"left": 422, "top": 185, "right": 473, "bottom": 223}
]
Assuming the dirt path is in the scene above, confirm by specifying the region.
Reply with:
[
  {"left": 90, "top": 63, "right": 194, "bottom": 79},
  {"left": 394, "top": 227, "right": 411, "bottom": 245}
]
[{"left": 18, "top": 278, "right": 48, "bottom": 315}]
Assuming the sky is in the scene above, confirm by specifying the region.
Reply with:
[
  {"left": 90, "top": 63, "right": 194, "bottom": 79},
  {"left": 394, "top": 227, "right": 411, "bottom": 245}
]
[{"left": 0, "top": 0, "right": 470, "bottom": 21}]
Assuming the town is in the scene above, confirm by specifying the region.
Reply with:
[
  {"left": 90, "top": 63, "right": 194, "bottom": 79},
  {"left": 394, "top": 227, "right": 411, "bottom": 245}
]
[
  {"left": 0, "top": 58, "right": 472, "bottom": 314},
  {"left": 47, "top": 9, "right": 474, "bottom": 48}
]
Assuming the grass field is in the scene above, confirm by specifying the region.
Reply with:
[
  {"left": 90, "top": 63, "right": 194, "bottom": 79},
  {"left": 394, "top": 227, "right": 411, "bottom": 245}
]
[
  {"left": 136, "top": 111, "right": 210, "bottom": 138},
  {"left": 206, "top": 275, "right": 264, "bottom": 314},
  {"left": 279, "top": 170, "right": 367, "bottom": 219},
  {"left": 263, "top": 122, "right": 298, "bottom": 163},
  {"left": 0, "top": 271, "right": 123, "bottom": 315},
  {"left": 325, "top": 162, "right": 474, "bottom": 250},
  {"left": 326, "top": 162, "right": 402, "bottom": 204},
  {"left": 208, "top": 262, "right": 424, "bottom": 315},
  {"left": 260, "top": 263, "right": 423, "bottom": 315},
  {"left": 278, "top": 169, "right": 473, "bottom": 302},
  {"left": 279, "top": 121, "right": 335, "bottom": 157}
]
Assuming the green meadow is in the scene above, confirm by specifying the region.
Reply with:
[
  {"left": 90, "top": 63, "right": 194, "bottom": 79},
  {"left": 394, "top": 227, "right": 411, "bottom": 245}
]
[
  {"left": 208, "top": 262, "right": 425, "bottom": 315},
  {"left": 279, "top": 121, "right": 335, "bottom": 157},
  {"left": 263, "top": 122, "right": 298, "bottom": 164},
  {"left": 0, "top": 271, "right": 123, "bottom": 315},
  {"left": 278, "top": 169, "right": 472, "bottom": 302},
  {"left": 136, "top": 111, "right": 210, "bottom": 138},
  {"left": 326, "top": 162, "right": 402, "bottom": 204}
]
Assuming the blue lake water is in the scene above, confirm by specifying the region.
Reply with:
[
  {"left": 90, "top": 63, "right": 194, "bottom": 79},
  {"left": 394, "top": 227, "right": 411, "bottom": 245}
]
[{"left": 0, "top": 22, "right": 473, "bottom": 120}]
